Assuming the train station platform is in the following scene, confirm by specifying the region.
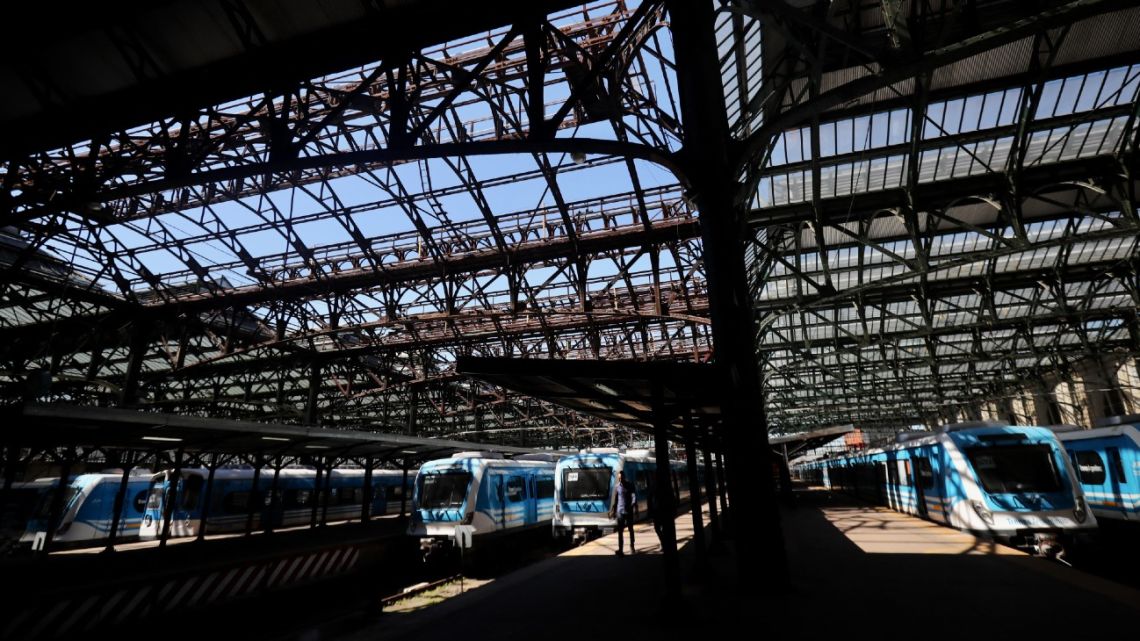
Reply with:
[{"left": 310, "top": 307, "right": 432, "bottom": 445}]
[{"left": 333, "top": 489, "right": 1140, "bottom": 641}]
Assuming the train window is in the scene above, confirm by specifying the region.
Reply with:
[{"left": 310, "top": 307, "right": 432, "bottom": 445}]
[
  {"left": 420, "top": 472, "right": 471, "bottom": 508},
  {"left": 389, "top": 485, "right": 405, "bottom": 499},
  {"left": 1071, "top": 451, "right": 1106, "bottom": 484},
  {"left": 506, "top": 476, "right": 526, "bottom": 502},
  {"left": 635, "top": 471, "right": 652, "bottom": 494},
  {"left": 133, "top": 491, "right": 148, "bottom": 513},
  {"left": 967, "top": 445, "right": 1062, "bottom": 493},
  {"left": 287, "top": 489, "right": 311, "bottom": 508},
  {"left": 223, "top": 491, "right": 250, "bottom": 514},
  {"left": 563, "top": 468, "right": 612, "bottom": 500},
  {"left": 145, "top": 487, "right": 164, "bottom": 512},
  {"left": 898, "top": 461, "right": 911, "bottom": 486},
  {"left": 915, "top": 457, "right": 934, "bottom": 489},
  {"left": 181, "top": 475, "right": 204, "bottom": 510},
  {"left": 535, "top": 478, "right": 555, "bottom": 499},
  {"left": 1108, "top": 448, "right": 1127, "bottom": 483}
]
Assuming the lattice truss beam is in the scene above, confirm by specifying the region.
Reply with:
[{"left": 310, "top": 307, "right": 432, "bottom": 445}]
[
  {"left": 0, "top": 1, "right": 709, "bottom": 446},
  {"left": 723, "top": 0, "right": 1140, "bottom": 434}
]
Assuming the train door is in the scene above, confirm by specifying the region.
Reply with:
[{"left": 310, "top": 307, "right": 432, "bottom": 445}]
[
  {"left": 505, "top": 475, "right": 526, "bottom": 528},
  {"left": 524, "top": 473, "right": 538, "bottom": 525},
  {"left": 913, "top": 455, "right": 931, "bottom": 519},
  {"left": 1107, "top": 446, "right": 1128, "bottom": 518},
  {"left": 490, "top": 473, "right": 506, "bottom": 529},
  {"left": 172, "top": 474, "right": 204, "bottom": 537}
]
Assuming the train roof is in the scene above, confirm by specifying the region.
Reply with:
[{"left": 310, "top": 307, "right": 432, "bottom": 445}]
[
  {"left": 418, "top": 455, "right": 555, "bottom": 471},
  {"left": 1093, "top": 414, "right": 1140, "bottom": 428},
  {"left": 151, "top": 466, "right": 407, "bottom": 480},
  {"left": 1054, "top": 423, "right": 1140, "bottom": 442},
  {"left": 565, "top": 447, "right": 656, "bottom": 459}
]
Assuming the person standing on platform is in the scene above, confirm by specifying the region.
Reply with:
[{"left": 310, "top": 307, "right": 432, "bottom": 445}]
[{"left": 609, "top": 470, "right": 637, "bottom": 556}]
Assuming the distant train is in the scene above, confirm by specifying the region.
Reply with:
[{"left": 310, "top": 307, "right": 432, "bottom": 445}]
[
  {"left": 1055, "top": 415, "right": 1140, "bottom": 523},
  {"left": 140, "top": 466, "right": 412, "bottom": 540},
  {"left": 551, "top": 448, "right": 690, "bottom": 544},
  {"left": 407, "top": 452, "right": 555, "bottom": 557},
  {"left": 798, "top": 422, "right": 1096, "bottom": 556},
  {"left": 17, "top": 471, "right": 153, "bottom": 549}
]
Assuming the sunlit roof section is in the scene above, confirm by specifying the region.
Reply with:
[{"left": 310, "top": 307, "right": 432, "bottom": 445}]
[{"left": 739, "top": 0, "right": 1140, "bottom": 434}]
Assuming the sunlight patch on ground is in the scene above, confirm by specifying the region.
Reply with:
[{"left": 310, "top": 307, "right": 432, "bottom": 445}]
[{"left": 823, "top": 506, "right": 1025, "bottom": 555}]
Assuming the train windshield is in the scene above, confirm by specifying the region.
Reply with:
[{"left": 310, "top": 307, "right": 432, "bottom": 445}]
[
  {"left": 419, "top": 472, "right": 471, "bottom": 508},
  {"left": 562, "top": 468, "right": 612, "bottom": 500},
  {"left": 966, "top": 445, "right": 1062, "bottom": 494},
  {"left": 31, "top": 486, "right": 81, "bottom": 519}
]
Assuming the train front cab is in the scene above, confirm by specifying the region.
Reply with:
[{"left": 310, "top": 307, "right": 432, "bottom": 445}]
[
  {"left": 552, "top": 450, "right": 665, "bottom": 544},
  {"left": 22, "top": 473, "right": 151, "bottom": 548},
  {"left": 943, "top": 426, "right": 1095, "bottom": 554},
  {"left": 409, "top": 454, "right": 555, "bottom": 560},
  {"left": 816, "top": 425, "right": 1095, "bottom": 556}
]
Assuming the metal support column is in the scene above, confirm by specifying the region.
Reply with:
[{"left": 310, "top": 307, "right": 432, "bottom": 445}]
[
  {"left": 197, "top": 453, "right": 219, "bottom": 541},
  {"left": 715, "top": 450, "right": 729, "bottom": 535},
  {"left": 399, "top": 459, "right": 409, "bottom": 519},
  {"left": 41, "top": 456, "right": 72, "bottom": 555},
  {"left": 361, "top": 457, "right": 374, "bottom": 523},
  {"left": 320, "top": 457, "right": 334, "bottom": 527},
  {"left": 265, "top": 458, "right": 283, "bottom": 535},
  {"left": 683, "top": 414, "right": 706, "bottom": 571},
  {"left": 104, "top": 451, "right": 135, "bottom": 553},
  {"left": 245, "top": 455, "right": 262, "bottom": 536},
  {"left": 652, "top": 379, "right": 681, "bottom": 601},
  {"left": 700, "top": 421, "right": 722, "bottom": 548},
  {"left": 666, "top": 0, "right": 788, "bottom": 585},
  {"left": 778, "top": 443, "right": 795, "bottom": 505},
  {"left": 159, "top": 449, "right": 183, "bottom": 549},
  {"left": 310, "top": 459, "right": 324, "bottom": 528},
  {"left": 120, "top": 320, "right": 151, "bottom": 407},
  {"left": 304, "top": 363, "right": 322, "bottom": 425},
  {"left": 1, "top": 444, "right": 18, "bottom": 526}
]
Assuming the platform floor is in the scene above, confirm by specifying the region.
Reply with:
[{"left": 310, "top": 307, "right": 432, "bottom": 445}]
[{"left": 333, "top": 490, "right": 1140, "bottom": 640}]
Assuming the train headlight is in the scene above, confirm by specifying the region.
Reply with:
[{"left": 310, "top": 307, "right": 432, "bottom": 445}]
[
  {"left": 1074, "top": 497, "right": 1088, "bottom": 524},
  {"left": 971, "top": 500, "right": 994, "bottom": 525}
]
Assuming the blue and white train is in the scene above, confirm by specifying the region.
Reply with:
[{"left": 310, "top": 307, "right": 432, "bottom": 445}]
[
  {"left": 407, "top": 452, "right": 555, "bottom": 556},
  {"left": 551, "top": 448, "right": 689, "bottom": 543},
  {"left": 798, "top": 422, "right": 1096, "bottom": 555},
  {"left": 20, "top": 471, "right": 153, "bottom": 548},
  {"left": 1055, "top": 415, "right": 1140, "bottom": 523},
  {"left": 140, "top": 466, "right": 412, "bottom": 539}
]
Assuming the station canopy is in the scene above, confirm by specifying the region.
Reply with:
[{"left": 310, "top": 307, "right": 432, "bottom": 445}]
[{"left": 0, "top": 0, "right": 1137, "bottom": 450}]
